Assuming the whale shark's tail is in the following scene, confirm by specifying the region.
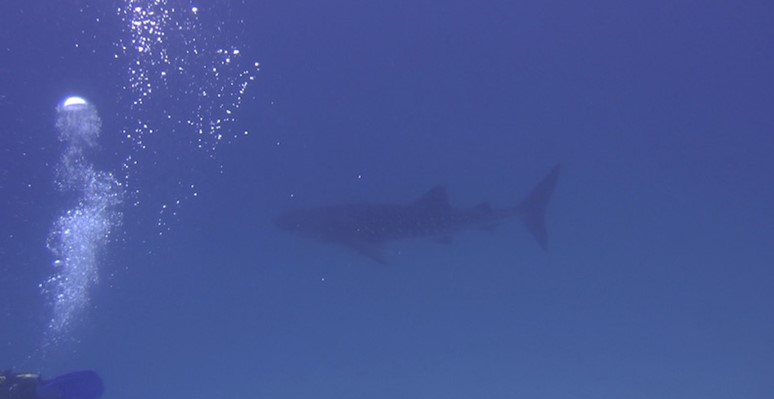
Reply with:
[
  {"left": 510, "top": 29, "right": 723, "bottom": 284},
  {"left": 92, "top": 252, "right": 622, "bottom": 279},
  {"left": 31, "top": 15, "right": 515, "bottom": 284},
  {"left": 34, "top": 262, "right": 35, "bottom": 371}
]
[{"left": 517, "top": 164, "right": 560, "bottom": 251}]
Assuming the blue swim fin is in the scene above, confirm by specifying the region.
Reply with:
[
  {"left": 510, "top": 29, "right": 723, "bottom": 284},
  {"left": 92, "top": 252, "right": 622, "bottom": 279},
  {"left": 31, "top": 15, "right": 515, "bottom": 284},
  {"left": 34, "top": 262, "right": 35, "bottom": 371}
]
[{"left": 36, "top": 370, "right": 104, "bottom": 399}]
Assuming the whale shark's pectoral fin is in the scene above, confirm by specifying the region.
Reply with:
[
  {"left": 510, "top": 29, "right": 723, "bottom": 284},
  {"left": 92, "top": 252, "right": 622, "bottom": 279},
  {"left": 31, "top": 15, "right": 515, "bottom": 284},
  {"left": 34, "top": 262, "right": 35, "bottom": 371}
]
[{"left": 345, "top": 240, "right": 388, "bottom": 264}]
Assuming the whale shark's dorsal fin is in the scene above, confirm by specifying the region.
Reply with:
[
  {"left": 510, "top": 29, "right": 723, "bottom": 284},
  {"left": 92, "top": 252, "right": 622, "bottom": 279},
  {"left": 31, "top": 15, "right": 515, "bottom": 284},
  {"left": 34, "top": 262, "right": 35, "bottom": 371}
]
[{"left": 413, "top": 186, "right": 451, "bottom": 212}]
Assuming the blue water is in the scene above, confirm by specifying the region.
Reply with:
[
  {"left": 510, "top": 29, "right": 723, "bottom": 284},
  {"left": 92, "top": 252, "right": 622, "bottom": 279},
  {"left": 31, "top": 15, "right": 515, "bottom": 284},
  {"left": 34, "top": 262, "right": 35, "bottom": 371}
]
[{"left": 2, "top": 1, "right": 773, "bottom": 398}]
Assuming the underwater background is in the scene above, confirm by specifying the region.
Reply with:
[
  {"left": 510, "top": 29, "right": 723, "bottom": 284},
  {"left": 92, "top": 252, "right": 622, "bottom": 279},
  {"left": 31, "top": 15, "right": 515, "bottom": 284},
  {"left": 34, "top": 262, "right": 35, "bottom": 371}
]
[{"left": 1, "top": 1, "right": 773, "bottom": 398}]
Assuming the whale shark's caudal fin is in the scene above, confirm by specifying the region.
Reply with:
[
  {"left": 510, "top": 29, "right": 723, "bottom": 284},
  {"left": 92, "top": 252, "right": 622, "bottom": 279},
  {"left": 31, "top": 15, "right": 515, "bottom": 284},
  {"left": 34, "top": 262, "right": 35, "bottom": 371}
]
[{"left": 518, "top": 164, "right": 560, "bottom": 251}]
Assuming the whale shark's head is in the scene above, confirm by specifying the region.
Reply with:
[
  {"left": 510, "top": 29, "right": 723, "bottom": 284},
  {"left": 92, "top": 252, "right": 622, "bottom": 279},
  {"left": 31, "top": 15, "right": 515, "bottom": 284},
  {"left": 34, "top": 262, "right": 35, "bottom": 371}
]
[
  {"left": 275, "top": 207, "right": 337, "bottom": 235},
  {"left": 275, "top": 209, "right": 306, "bottom": 232},
  {"left": 276, "top": 205, "right": 361, "bottom": 242}
]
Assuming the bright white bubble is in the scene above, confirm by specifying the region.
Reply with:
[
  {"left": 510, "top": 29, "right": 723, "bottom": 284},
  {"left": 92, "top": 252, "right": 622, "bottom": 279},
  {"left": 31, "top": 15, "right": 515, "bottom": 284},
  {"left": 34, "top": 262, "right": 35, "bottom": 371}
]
[{"left": 63, "top": 96, "right": 88, "bottom": 108}]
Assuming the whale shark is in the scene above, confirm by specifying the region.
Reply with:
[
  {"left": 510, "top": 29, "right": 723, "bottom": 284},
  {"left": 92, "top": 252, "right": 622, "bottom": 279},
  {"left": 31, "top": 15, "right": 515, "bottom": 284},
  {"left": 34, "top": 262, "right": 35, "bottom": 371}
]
[{"left": 276, "top": 164, "right": 560, "bottom": 263}]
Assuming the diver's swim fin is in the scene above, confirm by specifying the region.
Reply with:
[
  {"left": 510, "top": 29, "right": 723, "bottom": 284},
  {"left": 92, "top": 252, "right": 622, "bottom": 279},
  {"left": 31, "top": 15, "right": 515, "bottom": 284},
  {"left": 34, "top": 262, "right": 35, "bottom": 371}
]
[{"left": 36, "top": 370, "right": 104, "bottom": 399}]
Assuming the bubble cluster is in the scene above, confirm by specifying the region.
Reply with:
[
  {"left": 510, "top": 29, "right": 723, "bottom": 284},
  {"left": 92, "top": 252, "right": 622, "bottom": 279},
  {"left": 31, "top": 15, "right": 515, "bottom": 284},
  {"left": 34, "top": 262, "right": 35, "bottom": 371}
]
[
  {"left": 39, "top": 1, "right": 258, "bottom": 349},
  {"left": 43, "top": 101, "right": 123, "bottom": 342},
  {"left": 116, "top": 0, "right": 259, "bottom": 231}
]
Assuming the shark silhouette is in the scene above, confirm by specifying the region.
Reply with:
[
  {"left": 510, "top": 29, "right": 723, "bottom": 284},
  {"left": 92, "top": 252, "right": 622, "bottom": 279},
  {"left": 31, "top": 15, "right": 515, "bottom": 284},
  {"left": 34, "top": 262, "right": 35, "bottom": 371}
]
[{"left": 276, "top": 164, "right": 560, "bottom": 263}]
